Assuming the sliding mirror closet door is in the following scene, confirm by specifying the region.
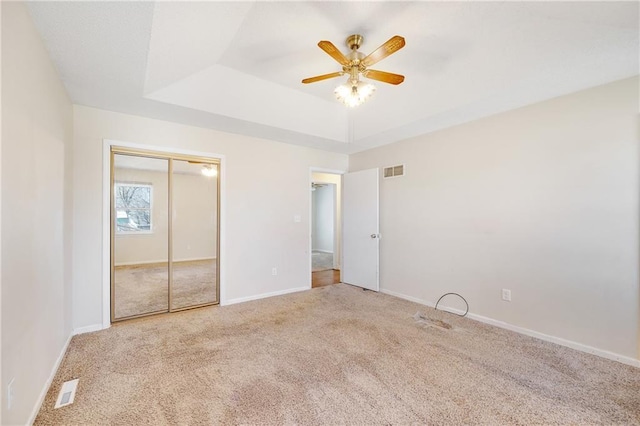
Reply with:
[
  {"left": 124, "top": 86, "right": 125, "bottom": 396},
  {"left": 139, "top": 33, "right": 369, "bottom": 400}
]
[
  {"left": 112, "top": 154, "right": 169, "bottom": 320},
  {"left": 170, "top": 160, "right": 218, "bottom": 310}
]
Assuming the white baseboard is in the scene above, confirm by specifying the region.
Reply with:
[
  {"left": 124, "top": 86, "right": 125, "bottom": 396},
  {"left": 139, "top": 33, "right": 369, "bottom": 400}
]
[
  {"left": 380, "top": 288, "right": 640, "bottom": 369},
  {"left": 28, "top": 332, "right": 73, "bottom": 425},
  {"left": 223, "top": 286, "right": 308, "bottom": 306},
  {"left": 30, "top": 324, "right": 110, "bottom": 423},
  {"left": 312, "top": 250, "right": 333, "bottom": 254},
  {"left": 73, "top": 323, "right": 107, "bottom": 335},
  {"left": 115, "top": 257, "right": 216, "bottom": 267}
]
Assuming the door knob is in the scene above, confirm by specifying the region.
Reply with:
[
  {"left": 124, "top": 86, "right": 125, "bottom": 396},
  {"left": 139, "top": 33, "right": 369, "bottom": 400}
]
[{"left": 371, "top": 234, "right": 378, "bottom": 239}]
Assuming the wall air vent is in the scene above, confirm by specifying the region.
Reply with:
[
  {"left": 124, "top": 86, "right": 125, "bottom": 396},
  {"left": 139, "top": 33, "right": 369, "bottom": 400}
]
[{"left": 383, "top": 164, "right": 405, "bottom": 179}]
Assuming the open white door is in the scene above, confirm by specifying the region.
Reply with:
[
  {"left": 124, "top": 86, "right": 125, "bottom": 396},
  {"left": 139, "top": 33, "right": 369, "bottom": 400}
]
[{"left": 342, "top": 168, "right": 379, "bottom": 291}]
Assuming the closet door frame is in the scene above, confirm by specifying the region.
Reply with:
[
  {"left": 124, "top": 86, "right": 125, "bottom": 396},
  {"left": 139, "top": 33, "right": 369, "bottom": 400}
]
[{"left": 110, "top": 146, "right": 221, "bottom": 323}]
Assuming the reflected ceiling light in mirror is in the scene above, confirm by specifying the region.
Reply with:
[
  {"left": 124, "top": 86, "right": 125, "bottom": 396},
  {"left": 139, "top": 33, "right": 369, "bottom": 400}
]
[{"left": 201, "top": 164, "right": 217, "bottom": 177}]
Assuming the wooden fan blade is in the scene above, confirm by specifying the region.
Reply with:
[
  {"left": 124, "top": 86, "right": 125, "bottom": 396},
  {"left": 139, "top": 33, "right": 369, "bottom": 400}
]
[
  {"left": 318, "top": 41, "right": 350, "bottom": 66},
  {"left": 302, "top": 72, "right": 343, "bottom": 84},
  {"left": 362, "top": 35, "right": 405, "bottom": 67},
  {"left": 364, "top": 69, "right": 405, "bottom": 85}
]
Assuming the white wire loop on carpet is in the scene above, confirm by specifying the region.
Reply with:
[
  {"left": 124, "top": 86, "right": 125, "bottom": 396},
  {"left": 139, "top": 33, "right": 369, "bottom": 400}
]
[{"left": 434, "top": 292, "right": 469, "bottom": 317}]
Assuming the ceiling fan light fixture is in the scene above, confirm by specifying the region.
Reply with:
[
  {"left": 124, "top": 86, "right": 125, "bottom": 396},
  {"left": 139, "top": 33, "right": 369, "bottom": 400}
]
[
  {"left": 302, "top": 34, "right": 405, "bottom": 107},
  {"left": 334, "top": 80, "right": 376, "bottom": 108}
]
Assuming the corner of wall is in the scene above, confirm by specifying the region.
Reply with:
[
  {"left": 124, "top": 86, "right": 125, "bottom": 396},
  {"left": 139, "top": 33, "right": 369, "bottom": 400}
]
[{"left": 1, "top": 2, "right": 75, "bottom": 424}]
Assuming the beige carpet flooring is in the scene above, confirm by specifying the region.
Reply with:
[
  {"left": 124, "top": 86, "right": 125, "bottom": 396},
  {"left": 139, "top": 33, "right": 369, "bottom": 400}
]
[
  {"left": 36, "top": 284, "right": 639, "bottom": 425},
  {"left": 312, "top": 251, "right": 333, "bottom": 272},
  {"left": 114, "top": 260, "right": 217, "bottom": 319}
]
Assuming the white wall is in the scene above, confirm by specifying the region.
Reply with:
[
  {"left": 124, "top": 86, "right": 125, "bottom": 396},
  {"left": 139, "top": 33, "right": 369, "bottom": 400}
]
[
  {"left": 114, "top": 167, "right": 217, "bottom": 265},
  {"left": 73, "top": 105, "right": 348, "bottom": 329},
  {"left": 1, "top": 3, "right": 73, "bottom": 424},
  {"left": 350, "top": 77, "right": 640, "bottom": 362},
  {"left": 173, "top": 171, "right": 217, "bottom": 261},
  {"left": 312, "top": 184, "right": 334, "bottom": 253}
]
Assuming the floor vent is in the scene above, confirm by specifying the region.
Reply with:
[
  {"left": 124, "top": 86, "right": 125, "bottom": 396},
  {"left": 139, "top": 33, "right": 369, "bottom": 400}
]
[
  {"left": 383, "top": 164, "right": 405, "bottom": 178},
  {"left": 54, "top": 379, "right": 79, "bottom": 409}
]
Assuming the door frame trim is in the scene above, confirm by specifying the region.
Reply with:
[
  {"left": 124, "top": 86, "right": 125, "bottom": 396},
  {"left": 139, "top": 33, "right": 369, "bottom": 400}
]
[
  {"left": 102, "top": 139, "right": 226, "bottom": 329},
  {"left": 309, "top": 167, "right": 345, "bottom": 289}
]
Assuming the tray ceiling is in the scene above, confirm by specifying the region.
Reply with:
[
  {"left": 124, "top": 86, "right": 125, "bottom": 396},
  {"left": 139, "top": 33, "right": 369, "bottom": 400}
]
[{"left": 27, "top": 1, "right": 638, "bottom": 154}]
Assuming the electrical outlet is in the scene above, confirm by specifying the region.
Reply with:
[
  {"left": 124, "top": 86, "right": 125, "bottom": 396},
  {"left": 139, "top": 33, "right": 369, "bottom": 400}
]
[
  {"left": 502, "top": 289, "right": 512, "bottom": 302},
  {"left": 272, "top": 267, "right": 277, "bottom": 276},
  {"left": 7, "top": 378, "right": 15, "bottom": 410}
]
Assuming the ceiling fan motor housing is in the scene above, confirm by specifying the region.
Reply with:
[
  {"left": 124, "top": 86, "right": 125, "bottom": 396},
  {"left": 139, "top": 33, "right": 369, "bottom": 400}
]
[
  {"left": 346, "top": 34, "right": 364, "bottom": 51},
  {"left": 344, "top": 35, "right": 366, "bottom": 83}
]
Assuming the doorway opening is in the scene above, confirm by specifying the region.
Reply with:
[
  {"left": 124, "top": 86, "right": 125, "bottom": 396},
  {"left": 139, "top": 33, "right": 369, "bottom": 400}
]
[
  {"left": 110, "top": 147, "right": 220, "bottom": 322},
  {"left": 311, "top": 171, "right": 342, "bottom": 288}
]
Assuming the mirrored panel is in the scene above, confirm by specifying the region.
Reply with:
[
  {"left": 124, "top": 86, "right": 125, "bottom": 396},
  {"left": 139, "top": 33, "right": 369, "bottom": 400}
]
[
  {"left": 113, "top": 154, "right": 169, "bottom": 319},
  {"left": 171, "top": 160, "right": 218, "bottom": 310}
]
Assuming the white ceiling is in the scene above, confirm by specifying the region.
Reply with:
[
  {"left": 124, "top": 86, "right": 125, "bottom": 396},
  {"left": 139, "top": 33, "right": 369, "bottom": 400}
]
[{"left": 27, "top": 1, "right": 638, "bottom": 154}]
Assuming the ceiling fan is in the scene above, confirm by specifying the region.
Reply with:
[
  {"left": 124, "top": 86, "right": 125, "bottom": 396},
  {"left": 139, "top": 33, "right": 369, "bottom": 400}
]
[{"left": 302, "top": 34, "right": 406, "bottom": 107}]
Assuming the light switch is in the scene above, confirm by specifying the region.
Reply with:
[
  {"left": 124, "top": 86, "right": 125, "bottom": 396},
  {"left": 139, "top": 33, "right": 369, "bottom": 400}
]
[{"left": 294, "top": 215, "right": 301, "bottom": 223}]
